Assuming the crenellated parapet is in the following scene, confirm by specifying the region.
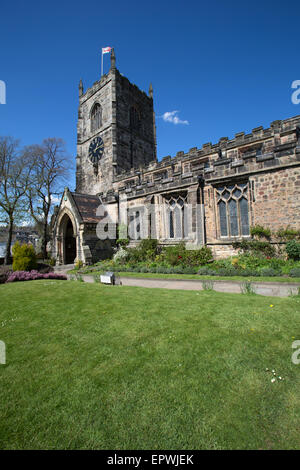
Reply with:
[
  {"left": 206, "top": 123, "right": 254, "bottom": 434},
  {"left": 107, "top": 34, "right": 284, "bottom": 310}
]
[{"left": 108, "top": 114, "right": 300, "bottom": 200}]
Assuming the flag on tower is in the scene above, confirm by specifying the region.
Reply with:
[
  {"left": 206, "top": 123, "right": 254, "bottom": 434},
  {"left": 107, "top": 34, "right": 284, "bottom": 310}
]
[
  {"left": 102, "top": 47, "right": 112, "bottom": 54},
  {"left": 101, "top": 47, "right": 112, "bottom": 76}
]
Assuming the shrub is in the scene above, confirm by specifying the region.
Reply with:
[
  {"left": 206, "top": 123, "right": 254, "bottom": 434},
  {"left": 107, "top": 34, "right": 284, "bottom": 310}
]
[
  {"left": 276, "top": 227, "right": 300, "bottom": 241},
  {"left": 148, "top": 266, "right": 157, "bottom": 273},
  {"left": 260, "top": 267, "right": 281, "bottom": 277},
  {"left": 173, "top": 267, "right": 182, "bottom": 274},
  {"left": 269, "top": 258, "right": 286, "bottom": 270},
  {"left": 289, "top": 268, "right": 300, "bottom": 278},
  {"left": 182, "top": 266, "right": 198, "bottom": 274},
  {"left": 156, "top": 266, "right": 167, "bottom": 274},
  {"left": 140, "top": 266, "right": 149, "bottom": 273},
  {"left": 49, "top": 257, "right": 56, "bottom": 267},
  {"left": 250, "top": 225, "right": 272, "bottom": 240},
  {"left": 113, "top": 247, "right": 129, "bottom": 263},
  {"left": 184, "top": 247, "right": 213, "bottom": 266},
  {"left": 239, "top": 269, "right": 260, "bottom": 277},
  {"left": 217, "top": 267, "right": 237, "bottom": 276},
  {"left": 116, "top": 238, "right": 129, "bottom": 247},
  {"left": 74, "top": 259, "right": 83, "bottom": 270},
  {"left": 133, "top": 266, "right": 141, "bottom": 273},
  {"left": 126, "top": 247, "right": 144, "bottom": 263},
  {"left": 197, "top": 267, "right": 218, "bottom": 276},
  {"left": 164, "top": 267, "right": 175, "bottom": 274},
  {"left": 12, "top": 242, "right": 37, "bottom": 272},
  {"left": 232, "top": 240, "right": 276, "bottom": 258},
  {"left": 286, "top": 240, "right": 300, "bottom": 261},
  {"left": 139, "top": 238, "right": 158, "bottom": 253},
  {"left": 231, "top": 257, "right": 240, "bottom": 268},
  {"left": 125, "top": 239, "right": 159, "bottom": 263},
  {"left": 162, "top": 243, "right": 186, "bottom": 266},
  {"left": 233, "top": 254, "right": 285, "bottom": 271}
]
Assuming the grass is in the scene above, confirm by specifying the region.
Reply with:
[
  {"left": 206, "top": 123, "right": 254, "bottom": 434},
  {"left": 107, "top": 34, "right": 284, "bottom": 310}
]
[
  {"left": 1, "top": 280, "right": 300, "bottom": 449},
  {"left": 69, "top": 268, "right": 300, "bottom": 284}
]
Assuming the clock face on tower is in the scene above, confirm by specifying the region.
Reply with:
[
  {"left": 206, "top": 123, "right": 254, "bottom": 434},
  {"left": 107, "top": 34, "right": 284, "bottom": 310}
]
[{"left": 88, "top": 137, "right": 104, "bottom": 164}]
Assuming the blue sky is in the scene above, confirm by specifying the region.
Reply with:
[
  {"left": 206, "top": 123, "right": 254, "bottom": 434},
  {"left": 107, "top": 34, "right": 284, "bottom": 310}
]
[{"left": 1, "top": 0, "right": 300, "bottom": 191}]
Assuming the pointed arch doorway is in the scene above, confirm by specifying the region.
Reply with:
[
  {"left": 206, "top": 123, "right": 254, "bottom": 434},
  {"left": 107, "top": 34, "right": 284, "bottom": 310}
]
[
  {"left": 65, "top": 217, "right": 76, "bottom": 264},
  {"left": 58, "top": 213, "right": 77, "bottom": 265}
]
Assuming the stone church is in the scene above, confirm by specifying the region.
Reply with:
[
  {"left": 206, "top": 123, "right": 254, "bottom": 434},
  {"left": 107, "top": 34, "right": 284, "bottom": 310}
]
[{"left": 52, "top": 49, "right": 300, "bottom": 265}]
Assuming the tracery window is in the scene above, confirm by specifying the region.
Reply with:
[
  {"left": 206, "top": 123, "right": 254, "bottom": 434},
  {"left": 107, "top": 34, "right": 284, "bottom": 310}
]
[
  {"left": 91, "top": 103, "right": 102, "bottom": 132},
  {"left": 216, "top": 183, "right": 250, "bottom": 238},
  {"left": 164, "top": 194, "right": 187, "bottom": 239}
]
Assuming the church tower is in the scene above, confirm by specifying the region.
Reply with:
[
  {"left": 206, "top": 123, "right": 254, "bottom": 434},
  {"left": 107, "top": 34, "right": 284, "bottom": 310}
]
[{"left": 76, "top": 49, "right": 157, "bottom": 195}]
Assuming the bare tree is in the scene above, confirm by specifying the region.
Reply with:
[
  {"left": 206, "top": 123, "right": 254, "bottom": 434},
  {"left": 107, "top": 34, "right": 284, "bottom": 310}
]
[
  {"left": 26, "top": 138, "right": 71, "bottom": 259},
  {"left": 0, "top": 137, "right": 33, "bottom": 264}
]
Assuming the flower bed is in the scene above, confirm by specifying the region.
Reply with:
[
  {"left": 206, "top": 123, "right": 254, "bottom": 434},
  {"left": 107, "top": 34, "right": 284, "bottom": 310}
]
[
  {"left": 6, "top": 270, "right": 67, "bottom": 283},
  {"left": 71, "top": 229, "right": 300, "bottom": 279},
  {"left": 73, "top": 254, "right": 300, "bottom": 278}
]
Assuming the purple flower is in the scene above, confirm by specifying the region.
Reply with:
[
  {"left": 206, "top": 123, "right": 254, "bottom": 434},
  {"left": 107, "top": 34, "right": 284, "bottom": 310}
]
[{"left": 5, "top": 270, "right": 67, "bottom": 283}]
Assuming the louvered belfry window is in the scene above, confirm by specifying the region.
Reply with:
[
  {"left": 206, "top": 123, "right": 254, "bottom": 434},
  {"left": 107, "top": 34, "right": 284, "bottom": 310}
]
[
  {"left": 91, "top": 103, "right": 102, "bottom": 132},
  {"left": 216, "top": 183, "right": 250, "bottom": 237},
  {"left": 130, "top": 106, "right": 141, "bottom": 131}
]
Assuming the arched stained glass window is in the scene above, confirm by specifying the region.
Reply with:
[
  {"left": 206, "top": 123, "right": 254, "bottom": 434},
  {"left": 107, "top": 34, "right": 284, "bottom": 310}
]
[
  {"left": 218, "top": 200, "right": 228, "bottom": 236},
  {"left": 169, "top": 210, "right": 174, "bottom": 239},
  {"left": 216, "top": 183, "right": 250, "bottom": 238},
  {"left": 240, "top": 197, "right": 250, "bottom": 236},
  {"left": 165, "top": 194, "right": 187, "bottom": 239}
]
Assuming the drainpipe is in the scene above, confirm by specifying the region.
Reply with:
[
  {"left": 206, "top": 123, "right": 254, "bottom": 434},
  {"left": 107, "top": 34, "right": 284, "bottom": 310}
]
[{"left": 198, "top": 175, "right": 207, "bottom": 245}]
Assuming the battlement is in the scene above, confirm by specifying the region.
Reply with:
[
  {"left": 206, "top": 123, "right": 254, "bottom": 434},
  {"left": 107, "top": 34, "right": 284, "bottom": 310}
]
[
  {"left": 79, "top": 66, "right": 152, "bottom": 106},
  {"left": 109, "top": 114, "right": 300, "bottom": 199},
  {"left": 116, "top": 70, "right": 152, "bottom": 101}
]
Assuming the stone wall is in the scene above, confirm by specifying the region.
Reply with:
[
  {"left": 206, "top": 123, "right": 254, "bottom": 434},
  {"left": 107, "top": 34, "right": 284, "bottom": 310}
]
[{"left": 251, "top": 166, "right": 300, "bottom": 231}]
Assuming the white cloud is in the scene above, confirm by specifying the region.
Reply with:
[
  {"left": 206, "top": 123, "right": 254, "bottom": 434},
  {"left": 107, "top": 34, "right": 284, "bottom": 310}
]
[
  {"left": 51, "top": 196, "right": 61, "bottom": 205},
  {"left": 45, "top": 195, "right": 61, "bottom": 205},
  {"left": 160, "top": 110, "right": 189, "bottom": 125}
]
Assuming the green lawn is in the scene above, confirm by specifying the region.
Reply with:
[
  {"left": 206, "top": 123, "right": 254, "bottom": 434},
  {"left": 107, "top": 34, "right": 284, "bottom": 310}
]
[{"left": 1, "top": 280, "right": 300, "bottom": 449}]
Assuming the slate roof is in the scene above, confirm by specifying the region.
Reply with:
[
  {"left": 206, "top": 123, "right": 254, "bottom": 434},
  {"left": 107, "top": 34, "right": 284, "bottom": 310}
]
[{"left": 71, "top": 193, "right": 103, "bottom": 223}]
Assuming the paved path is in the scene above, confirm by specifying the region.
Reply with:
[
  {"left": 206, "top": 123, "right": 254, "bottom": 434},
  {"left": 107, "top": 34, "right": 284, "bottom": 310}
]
[
  {"left": 67, "top": 272, "right": 300, "bottom": 297},
  {"left": 54, "top": 264, "right": 74, "bottom": 275},
  {"left": 119, "top": 276, "right": 300, "bottom": 297}
]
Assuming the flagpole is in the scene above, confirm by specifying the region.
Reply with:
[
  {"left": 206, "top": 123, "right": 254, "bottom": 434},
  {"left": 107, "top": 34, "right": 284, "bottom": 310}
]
[{"left": 101, "top": 49, "right": 103, "bottom": 77}]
